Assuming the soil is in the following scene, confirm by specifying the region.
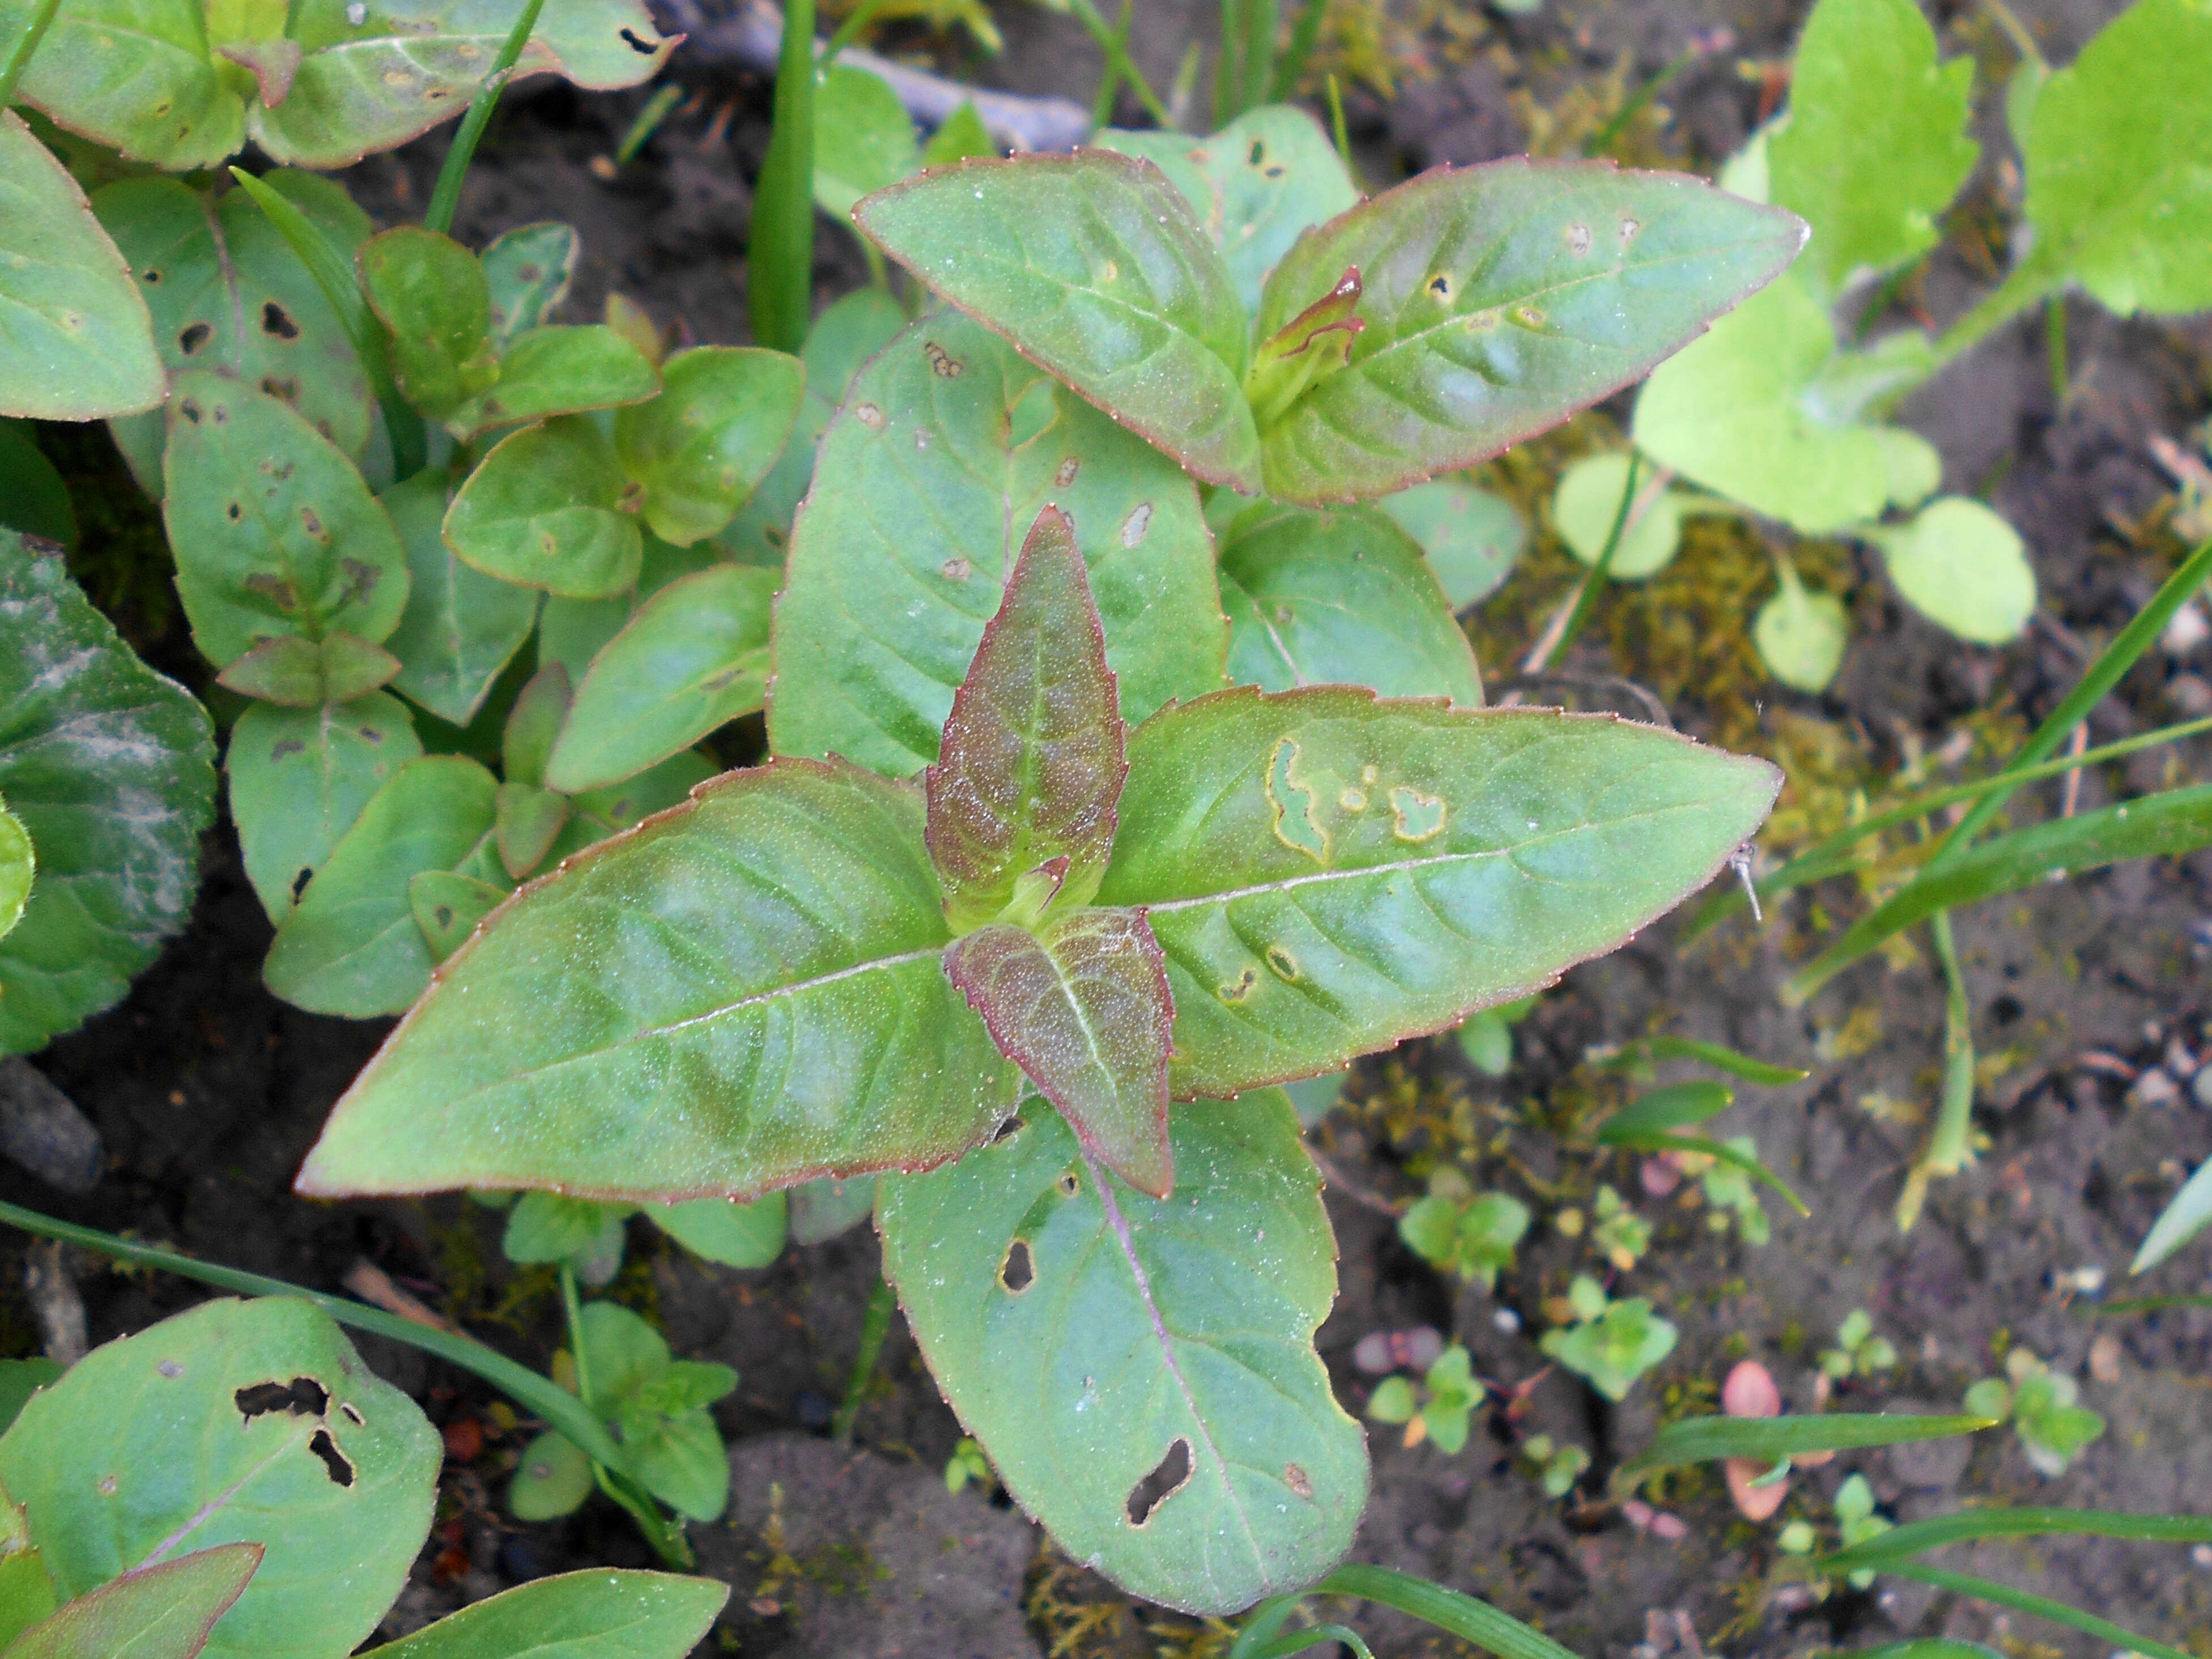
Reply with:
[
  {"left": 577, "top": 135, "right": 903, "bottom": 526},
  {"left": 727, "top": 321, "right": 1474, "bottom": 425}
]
[{"left": 7, "top": 0, "right": 2212, "bottom": 1654}]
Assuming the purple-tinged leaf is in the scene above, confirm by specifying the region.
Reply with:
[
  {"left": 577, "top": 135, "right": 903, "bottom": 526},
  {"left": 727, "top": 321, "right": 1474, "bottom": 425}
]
[{"left": 944, "top": 906, "right": 1174, "bottom": 1197}]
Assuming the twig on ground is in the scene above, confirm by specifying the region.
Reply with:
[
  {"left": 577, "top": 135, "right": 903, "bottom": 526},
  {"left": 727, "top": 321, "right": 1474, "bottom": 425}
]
[{"left": 25, "top": 1239, "right": 87, "bottom": 1365}]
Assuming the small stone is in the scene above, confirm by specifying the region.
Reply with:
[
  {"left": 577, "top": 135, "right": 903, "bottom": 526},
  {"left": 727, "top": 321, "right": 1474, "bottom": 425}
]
[
  {"left": 2164, "top": 601, "right": 2210, "bottom": 657},
  {"left": 2168, "top": 674, "right": 2212, "bottom": 716},
  {"left": 1492, "top": 1307, "right": 1521, "bottom": 1334},
  {"left": 0, "top": 1057, "right": 104, "bottom": 1194},
  {"left": 2088, "top": 1334, "right": 2122, "bottom": 1384},
  {"left": 2194, "top": 1067, "right": 2212, "bottom": 1109},
  {"left": 2129, "top": 1068, "right": 2182, "bottom": 1108}
]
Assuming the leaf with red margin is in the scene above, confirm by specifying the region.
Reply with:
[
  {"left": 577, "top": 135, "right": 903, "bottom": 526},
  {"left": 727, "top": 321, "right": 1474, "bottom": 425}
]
[
  {"left": 5, "top": 1545, "right": 261, "bottom": 1659},
  {"left": 944, "top": 906, "right": 1175, "bottom": 1197},
  {"left": 926, "top": 505, "right": 1126, "bottom": 931}
]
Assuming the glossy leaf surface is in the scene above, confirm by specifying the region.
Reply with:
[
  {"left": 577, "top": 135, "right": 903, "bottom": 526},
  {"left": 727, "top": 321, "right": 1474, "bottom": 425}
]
[
  {"left": 358, "top": 227, "right": 495, "bottom": 419},
  {"left": 444, "top": 417, "right": 642, "bottom": 599},
  {"left": 367, "top": 1569, "right": 728, "bottom": 1659},
  {"left": 0, "top": 531, "right": 215, "bottom": 1055},
  {"left": 4, "top": 1545, "right": 260, "bottom": 1659},
  {"left": 228, "top": 694, "right": 423, "bottom": 924},
  {"left": 162, "top": 373, "right": 409, "bottom": 665},
  {"left": 1216, "top": 501, "right": 1482, "bottom": 703},
  {"left": 771, "top": 312, "right": 1226, "bottom": 776},
  {"left": 612, "top": 346, "right": 804, "bottom": 546},
  {"left": 854, "top": 152, "right": 1260, "bottom": 491},
  {"left": 546, "top": 565, "right": 775, "bottom": 794},
  {"left": 480, "top": 223, "right": 578, "bottom": 349},
  {"left": 1096, "top": 691, "right": 1780, "bottom": 1096},
  {"left": 1376, "top": 478, "right": 1525, "bottom": 609},
  {"left": 296, "top": 759, "right": 1020, "bottom": 1201},
  {"left": 879, "top": 1094, "right": 1364, "bottom": 1614},
  {"left": 445, "top": 325, "right": 660, "bottom": 439},
  {"left": 0, "top": 111, "right": 164, "bottom": 420},
  {"left": 381, "top": 471, "right": 541, "bottom": 727},
  {"left": 1253, "top": 160, "right": 1807, "bottom": 503},
  {"left": 0, "top": 1298, "right": 439, "bottom": 1659}
]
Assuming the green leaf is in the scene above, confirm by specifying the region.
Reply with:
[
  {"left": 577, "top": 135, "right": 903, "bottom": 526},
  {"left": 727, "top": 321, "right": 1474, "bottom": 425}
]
[
  {"left": 0, "top": 419, "right": 75, "bottom": 546},
  {"left": 216, "top": 633, "right": 402, "bottom": 707},
  {"left": 769, "top": 310, "right": 1228, "bottom": 776},
  {"left": 645, "top": 1192, "right": 788, "bottom": 1269},
  {"left": 508, "top": 1432, "right": 593, "bottom": 1522},
  {"left": 264, "top": 755, "right": 500, "bottom": 1018},
  {"left": 1597, "top": 1080, "right": 1732, "bottom": 1137},
  {"left": 1822, "top": 1505, "right": 2212, "bottom": 1573},
  {"left": 480, "top": 223, "right": 578, "bottom": 350},
  {"left": 295, "top": 757, "right": 1019, "bottom": 1200},
  {"left": 545, "top": 565, "right": 775, "bottom": 794},
  {"left": 0, "top": 531, "right": 215, "bottom": 1055},
  {"left": 925, "top": 504, "right": 1126, "bottom": 927},
  {"left": 0, "top": 111, "right": 163, "bottom": 421},
  {"left": 1096, "top": 691, "right": 1779, "bottom": 1097},
  {"left": 612, "top": 346, "right": 804, "bottom": 546},
  {"left": 495, "top": 782, "right": 570, "bottom": 880},
  {"left": 357, "top": 226, "right": 496, "bottom": 421},
  {"left": 1096, "top": 105, "right": 1359, "bottom": 317},
  {"left": 502, "top": 662, "right": 573, "bottom": 789},
  {"left": 813, "top": 65, "right": 918, "bottom": 222},
  {"left": 1753, "top": 564, "right": 1849, "bottom": 692},
  {"left": 2133, "top": 1156, "right": 2212, "bottom": 1274},
  {"left": 1216, "top": 501, "right": 1482, "bottom": 703},
  {"left": 1617, "top": 1411, "right": 1994, "bottom": 1481},
  {"left": 444, "top": 416, "right": 643, "bottom": 598},
  {"left": 788, "top": 1174, "right": 878, "bottom": 1244},
  {"left": 0, "top": 1298, "right": 439, "bottom": 1659},
  {"left": 161, "top": 372, "right": 409, "bottom": 666},
  {"left": 1377, "top": 479, "right": 1525, "bottom": 609},
  {"left": 228, "top": 694, "right": 423, "bottom": 925},
  {"left": 381, "top": 470, "right": 541, "bottom": 728},
  {"left": 946, "top": 908, "right": 1176, "bottom": 1197},
  {"left": 363, "top": 1569, "right": 728, "bottom": 1659},
  {"left": 3, "top": 1543, "right": 261, "bottom": 1659},
  {"left": 1308, "top": 1564, "right": 1581, "bottom": 1659},
  {"left": 576, "top": 1304, "right": 732, "bottom": 1521},
  {"left": 1541, "top": 1291, "right": 1674, "bottom": 1401},
  {"left": 95, "top": 172, "right": 375, "bottom": 494},
  {"left": 504, "top": 1193, "right": 627, "bottom": 1278},
  {"left": 1634, "top": 275, "right": 1941, "bottom": 535},
  {"left": 408, "top": 869, "right": 508, "bottom": 963},
  {"left": 1552, "top": 453, "right": 1686, "bottom": 580},
  {"left": 0, "top": 1, "right": 242, "bottom": 168},
  {"left": 1627, "top": 1034, "right": 1809, "bottom": 1085},
  {"left": 1870, "top": 1563, "right": 2194, "bottom": 1659},
  {"left": 878, "top": 1092, "right": 1366, "bottom": 1616},
  {"left": 1765, "top": 0, "right": 1978, "bottom": 299},
  {"left": 1787, "top": 782, "right": 2212, "bottom": 1000},
  {"left": 0, "top": 799, "right": 29, "bottom": 943},
  {"left": 920, "top": 101, "right": 994, "bottom": 167},
  {"left": 1254, "top": 160, "right": 1807, "bottom": 504},
  {"left": 1868, "top": 496, "right": 2036, "bottom": 644},
  {"left": 854, "top": 153, "right": 1260, "bottom": 491},
  {"left": 539, "top": 750, "right": 716, "bottom": 869},
  {"left": 445, "top": 325, "right": 660, "bottom": 440},
  {"left": 1366, "top": 1375, "right": 1416, "bottom": 1424},
  {"left": 2020, "top": 0, "right": 2212, "bottom": 316}
]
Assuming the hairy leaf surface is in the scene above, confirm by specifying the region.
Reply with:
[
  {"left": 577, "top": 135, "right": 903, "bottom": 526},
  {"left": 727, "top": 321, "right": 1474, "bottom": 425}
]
[
  {"left": 4, "top": 1544, "right": 260, "bottom": 1659},
  {"left": 1253, "top": 160, "right": 1806, "bottom": 503},
  {"left": 296, "top": 759, "right": 1020, "bottom": 1200},
  {"left": 229, "top": 694, "right": 422, "bottom": 925},
  {"left": 1096, "top": 691, "right": 1780, "bottom": 1096},
  {"left": 878, "top": 1094, "right": 1365, "bottom": 1614},
  {"left": 854, "top": 152, "right": 1261, "bottom": 490},
  {"left": 771, "top": 312, "right": 1226, "bottom": 776}
]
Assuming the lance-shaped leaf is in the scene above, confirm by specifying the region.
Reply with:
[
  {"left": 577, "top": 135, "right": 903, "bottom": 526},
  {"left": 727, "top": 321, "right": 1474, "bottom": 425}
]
[
  {"left": 443, "top": 416, "right": 643, "bottom": 598},
  {"left": 854, "top": 152, "right": 1261, "bottom": 491},
  {"left": 878, "top": 1092, "right": 1365, "bottom": 1615},
  {"left": 0, "top": 111, "right": 164, "bottom": 421},
  {"left": 366, "top": 1570, "right": 728, "bottom": 1659},
  {"left": 295, "top": 758, "right": 1022, "bottom": 1201},
  {"left": 1252, "top": 159, "right": 1808, "bottom": 504},
  {"left": 612, "top": 346, "right": 805, "bottom": 546},
  {"left": 381, "top": 470, "right": 541, "bottom": 727},
  {"left": 1096, "top": 691, "right": 1780, "bottom": 1097},
  {"left": 945, "top": 907, "right": 1174, "bottom": 1196},
  {"left": 1244, "top": 267, "right": 1363, "bottom": 427},
  {"left": 162, "top": 372, "right": 409, "bottom": 665},
  {"left": 926, "top": 505, "right": 1125, "bottom": 928},
  {"left": 770, "top": 312, "right": 1227, "bottom": 777},
  {"left": 4, "top": 1543, "right": 261, "bottom": 1659}
]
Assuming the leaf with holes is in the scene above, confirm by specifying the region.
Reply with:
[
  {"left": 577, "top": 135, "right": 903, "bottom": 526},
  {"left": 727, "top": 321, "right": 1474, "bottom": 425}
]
[
  {"left": 365, "top": 1569, "right": 728, "bottom": 1659},
  {"left": 1216, "top": 501, "right": 1482, "bottom": 703},
  {"left": 95, "top": 172, "right": 375, "bottom": 492},
  {"left": 0, "top": 111, "right": 164, "bottom": 421},
  {"left": 294, "top": 757, "right": 1021, "bottom": 1201},
  {"left": 879, "top": 1092, "right": 1365, "bottom": 1614},
  {"left": 1095, "top": 691, "right": 1780, "bottom": 1098},
  {"left": 481, "top": 223, "right": 579, "bottom": 350},
  {"left": 228, "top": 694, "right": 423, "bottom": 925},
  {"left": 358, "top": 226, "right": 497, "bottom": 422},
  {"left": 0, "top": 530, "right": 216, "bottom": 1056},
  {"left": 854, "top": 152, "right": 1261, "bottom": 491},
  {"left": 770, "top": 311, "right": 1227, "bottom": 777},
  {"left": 0, "top": 1298, "right": 439, "bottom": 1659},
  {"left": 545, "top": 565, "right": 776, "bottom": 794},
  {"left": 1252, "top": 160, "right": 1807, "bottom": 504},
  {"left": 444, "top": 326, "right": 660, "bottom": 440},
  {"left": 925, "top": 505, "right": 1126, "bottom": 928},
  {"left": 443, "top": 416, "right": 643, "bottom": 599},
  {"left": 381, "top": 471, "right": 542, "bottom": 727},
  {"left": 3, "top": 1544, "right": 261, "bottom": 1659},
  {"left": 161, "top": 372, "right": 409, "bottom": 666},
  {"left": 612, "top": 347, "right": 805, "bottom": 546},
  {"left": 0, "top": 0, "right": 244, "bottom": 168},
  {"left": 1096, "top": 105, "right": 1358, "bottom": 317}
]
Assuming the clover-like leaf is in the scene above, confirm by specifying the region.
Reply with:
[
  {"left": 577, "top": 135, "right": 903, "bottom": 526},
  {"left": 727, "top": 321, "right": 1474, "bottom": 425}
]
[
  {"left": 0, "top": 1298, "right": 439, "bottom": 1659},
  {"left": 771, "top": 312, "right": 1227, "bottom": 777},
  {"left": 1216, "top": 500, "right": 1482, "bottom": 703},
  {"left": 1867, "top": 495, "right": 2036, "bottom": 644},
  {"left": 480, "top": 222, "right": 579, "bottom": 350},
  {"left": 0, "top": 110, "right": 164, "bottom": 421},
  {"left": 1253, "top": 159, "right": 1808, "bottom": 504},
  {"left": 0, "top": 530, "right": 216, "bottom": 1055},
  {"left": 295, "top": 758, "right": 1022, "bottom": 1201},
  {"left": 1376, "top": 478, "right": 1526, "bottom": 609},
  {"left": 228, "top": 694, "right": 423, "bottom": 925},
  {"left": 3, "top": 1543, "right": 261, "bottom": 1659},
  {"left": 945, "top": 908, "right": 1174, "bottom": 1197},
  {"left": 854, "top": 152, "right": 1260, "bottom": 491},
  {"left": 162, "top": 372, "right": 410, "bottom": 665},
  {"left": 612, "top": 346, "right": 804, "bottom": 546},
  {"left": 365, "top": 1569, "right": 728, "bottom": 1659},
  {"left": 1096, "top": 690, "right": 1780, "bottom": 1098},
  {"left": 358, "top": 226, "right": 497, "bottom": 420},
  {"left": 878, "top": 1092, "right": 1365, "bottom": 1615},
  {"left": 926, "top": 505, "right": 1126, "bottom": 928},
  {"left": 381, "top": 471, "right": 542, "bottom": 727},
  {"left": 444, "top": 416, "right": 643, "bottom": 598}
]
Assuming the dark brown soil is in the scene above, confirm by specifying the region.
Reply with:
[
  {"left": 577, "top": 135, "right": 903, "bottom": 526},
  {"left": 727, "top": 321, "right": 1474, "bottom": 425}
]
[{"left": 8, "top": 0, "right": 2212, "bottom": 1653}]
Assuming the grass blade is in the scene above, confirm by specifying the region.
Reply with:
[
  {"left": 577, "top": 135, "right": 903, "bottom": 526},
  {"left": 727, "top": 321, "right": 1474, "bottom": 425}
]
[
  {"left": 1313, "top": 1565, "right": 1581, "bottom": 1659},
  {"left": 2132, "top": 1155, "right": 2212, "bottom": 1275},
  {"left": 1877, "top": 1563, "right": 2194, "bottom": 1659},
  {"left": 1239, "top": 1627, "right": 1376, "bottom": 1659},
  {"left": 1238, "top": 0, "right": 1278, "bottom": 116},
  {"left": 1600, "top": 1129, "right": 1809, "bottom": 1216},
  {"left": 0, "top": 0, "right": 62, "bottom": 108},
  {"left": 751, "top": 0, "right": 817, "bottom": 354},
  {"left": 1269, "top": 0, "right": 1327, "bottom": 100},
  {"left": 426, "top": 0, "right": 548, "bottom": 235},
  {"left": 1596, "top": 1081, "right": 1732, "bottom": 1137},
  {"left": 1617, "top": 1413, "right": 1994, "bottom": 1482},
  {"left": 1820, "top": 1507, "right": 2212, "bottom": 1572},
  {"left": 1634, "top": 1036, "right": 1809, "bottom": 1086}
]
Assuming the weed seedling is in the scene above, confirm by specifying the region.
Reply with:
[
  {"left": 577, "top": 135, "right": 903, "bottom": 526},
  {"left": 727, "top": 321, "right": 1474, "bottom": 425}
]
[
  {"left": 1399, "top": 1173, "right": 1533, "bottom": 1290},
  {"left": 1541, "top": 1275, "right": 1679, "bottom": 1402},
  {"left": 1518, "top": 1434, "right": 1592, "bottom": 1498},
  {"left": 1965, "top": 1351, "right": 2107, "bottom": 1477},
  {"left": 1818, "top": 1309, "right": 1899, "bottom": 1381},
  {"left": 1367, "top": 1345, "right": 1486, "bottom": 1454}
]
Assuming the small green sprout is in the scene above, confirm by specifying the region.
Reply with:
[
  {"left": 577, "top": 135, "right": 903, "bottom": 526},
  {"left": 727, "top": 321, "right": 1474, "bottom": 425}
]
[
  {"left": 1818, "top": 1309, "right": 1899, "bottom": 1380},
  {"left": 945, "top": 1437, "right": 992, "bottom": 1494},
  {"left": 1590, "top": 1184, "right": 1652, "bottom": 1271},
  {"left": 1456, "top": 994, "right": 1538, "bottom": 1076},
  {"left": 1399, "top": 1173, "right": 1532, "bottom": 1290},
  {"left": 1367, "top": 1344, "right": 1486, "bottom": 1453},
  {"left": 1775, "top": 1474, "right": 1891, "bottom": 1588},
  {"left": 1540, "top": 1275, "right": 1678, "bottom": 1402},
  {"left": 1964, "top": 1350, "right": 2105, "bottom": 1477},
  {"left": 1696, "top": 1138, "right": 1771, "bottom": 1246},
  {"left": 1517, "top": 1433, "right": 1590, "bottom": 1498}
]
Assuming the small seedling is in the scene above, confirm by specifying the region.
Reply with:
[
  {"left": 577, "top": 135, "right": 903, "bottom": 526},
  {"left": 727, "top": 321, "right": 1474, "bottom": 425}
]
[
  {"left": 945, "top": 1437, "right": 993, "bottom": 1495},
  {"left": 1591, "top": 1184, "right": 1653, "bottom": 1270},
  {"left": 1818, "top": 1309, "right": 1899, "bottom": 1380},
  {"left": 1518, "top": 1433, "right": 1592, "bottom": 1498},
  {"left": 1775, "top": 1472, "right": 1891, "bottom": 1587},
  {"left": 1399, "top": 1172, "right": 1533, "bottom": 1290},
  {"left": 1456, "top": 994, "right": 1538, "bottom": 1077},
  {"left": 1541, "top": 1275, "right": 1679, "bottom": 1402},
  {"left": 487, "top": 1188, "right": 790, "bottom": 1284},
  {"left": 1367, "top": 1345, "right": 1486, "bottom": 1453},
  {"left": 1964, "top": 1350, "right": 2106, "bottom": 1476},
  {"left": 1694, "top": 1138, "right": 1771, "bottom": 1246}
]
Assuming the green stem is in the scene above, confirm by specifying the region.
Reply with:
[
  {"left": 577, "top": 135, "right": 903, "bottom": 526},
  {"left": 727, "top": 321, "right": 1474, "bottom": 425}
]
[
  {"left": 820, "top": 0, "right": 894, "bottom": 69},
  {"left": 1543, "top": 452, "right": 1640, "bottom": 669},
  {"left": 1091, "top": 0, "right": 1135, "bottom": 126},
  {"left": 1065, "top": 0, "right": 1168, "bottom": 126},
  {"left": 559, "top": 1262, "right": 593, "bottom": 1405},
  {"left": 1325, "top": 73, "right": 1349, "bottom": 161},
  {"left": 0, "top": 0, "right": 62, "bottom": 109},
  {"left": 614, "top": 82, "right": 684, "bottom": 167},
  {"left": 751, "top": 0, "right": 816, "bottom": 353},
  {"left": 1269, "top": 0, "right": 1326, "bottom": 101},
  {"left": 425, "top": 0, "right": 547, "bottom": 235},
  {"left": 1979, "top": 0, "right": 2047, "bottom": 68},
  {"left": 1926, "top": 262, "right": 2060, "bottom": 376},
  {"left": 832, "top": 1277, "right": 896, "bottom": 1443}
]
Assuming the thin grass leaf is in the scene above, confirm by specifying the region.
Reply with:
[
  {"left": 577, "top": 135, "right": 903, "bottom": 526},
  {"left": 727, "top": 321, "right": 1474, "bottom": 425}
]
[
  {"left": 1270, "top": 0, "right": 1328, "bottom": 99},
  {"left": 1600, "top": 1130, "right": 1809, "bottom": 1215},
  {"left": 1634, "top": 1036, "right": 1810, "bottom": 1085},
  {"left": 1239, "top": 1626, "right": 1376, "bottom": 1659},
  {"left": 424, "top": 0, "right": 548, "bottom": 235},
  {"left": 2097, "top": 1292, "right": 2212, "bottom": 1315},
  {"left": 1878, "top": 1563, "right": 2194, "bottom": 1659},
  {"left": 1596, "top": 1081, "right": 1732, "bottom": 1136},
  {"left": 751, "top": 0, "right": 816, "bottom": 353},
  {"left": 1853, "top": 1645, "right": 2003, "bottom": 1659},
  {"left": 1617, "top": 1413, "right": 1993, "bottom": 1482},
  {"left": 2132, "top": 1156, "right": 2212, "bottom": 1274},
  {"left": 1312, "top": 1566, "right": 1580, "bottom": 1659},
  {"left": 1820, "top": 1507, "right": 2212, "bottom": 1572}
]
